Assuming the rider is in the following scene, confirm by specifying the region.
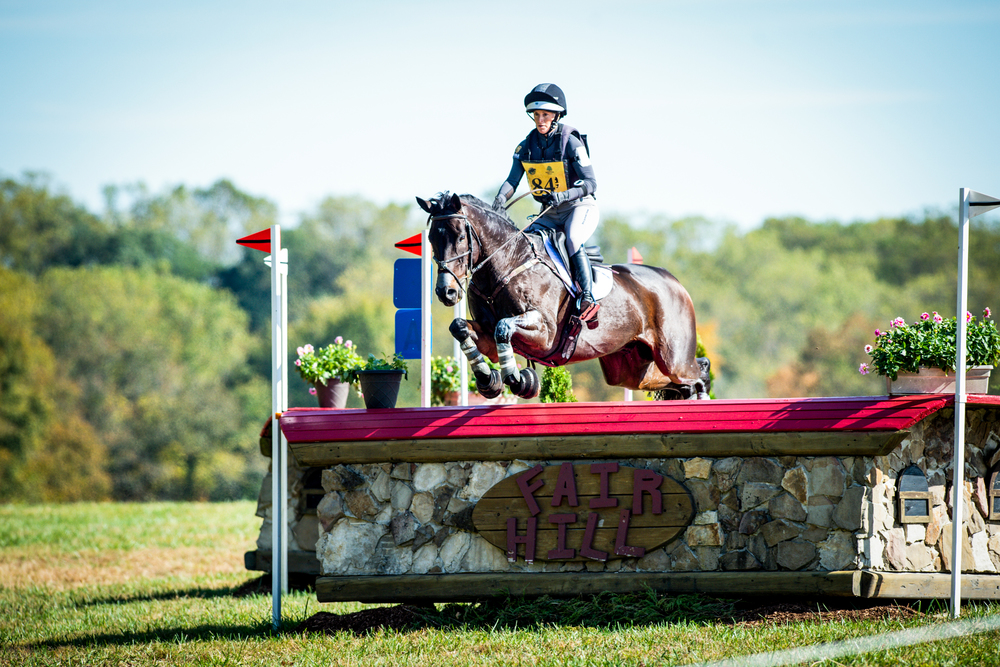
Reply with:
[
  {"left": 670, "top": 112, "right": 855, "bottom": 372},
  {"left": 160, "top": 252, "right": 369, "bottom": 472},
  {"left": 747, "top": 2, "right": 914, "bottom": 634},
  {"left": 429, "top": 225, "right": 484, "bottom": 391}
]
[{"left": 492, "top": 83, "right": 600, "bottom": 321}]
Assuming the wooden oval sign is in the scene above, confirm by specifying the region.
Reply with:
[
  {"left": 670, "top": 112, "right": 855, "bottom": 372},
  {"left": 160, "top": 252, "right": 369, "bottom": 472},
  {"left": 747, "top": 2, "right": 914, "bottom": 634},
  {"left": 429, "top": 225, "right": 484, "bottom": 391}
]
[{"left": 472, "top": 462, "right": 694, "bottom": 563}]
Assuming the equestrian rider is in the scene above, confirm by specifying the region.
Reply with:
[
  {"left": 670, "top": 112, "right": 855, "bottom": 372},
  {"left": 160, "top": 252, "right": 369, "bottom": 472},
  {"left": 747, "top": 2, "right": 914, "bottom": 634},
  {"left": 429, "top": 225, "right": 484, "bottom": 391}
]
[{"left": 492, "top": 83, "right": 600, "bottom": 321}]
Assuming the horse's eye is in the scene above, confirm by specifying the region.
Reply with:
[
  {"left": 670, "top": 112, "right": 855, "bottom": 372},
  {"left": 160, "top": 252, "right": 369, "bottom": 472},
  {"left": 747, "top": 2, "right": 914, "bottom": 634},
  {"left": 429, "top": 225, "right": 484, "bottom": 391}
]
[{"left": 458, "top": 234, "right": 466, "bottom": 243}]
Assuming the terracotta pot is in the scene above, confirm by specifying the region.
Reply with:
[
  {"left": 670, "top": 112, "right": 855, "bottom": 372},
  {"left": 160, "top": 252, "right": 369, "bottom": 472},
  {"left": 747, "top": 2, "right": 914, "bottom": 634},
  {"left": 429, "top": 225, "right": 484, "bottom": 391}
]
[
  {"left": 314, "top": 379, "right": 350, "bottom": 408},
  {"left": 887, "top": 365, "right": 992, "bottom": 396},
  {"left": 358, "top": 370, "right": 405, "bottom": 409}
]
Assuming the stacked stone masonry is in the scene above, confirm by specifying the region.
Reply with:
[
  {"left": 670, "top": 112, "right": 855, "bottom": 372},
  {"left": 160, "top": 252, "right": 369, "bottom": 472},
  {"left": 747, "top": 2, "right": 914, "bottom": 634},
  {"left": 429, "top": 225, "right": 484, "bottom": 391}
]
[{"left": 267, "top": 408, "right": 1000, "bottom": 577}]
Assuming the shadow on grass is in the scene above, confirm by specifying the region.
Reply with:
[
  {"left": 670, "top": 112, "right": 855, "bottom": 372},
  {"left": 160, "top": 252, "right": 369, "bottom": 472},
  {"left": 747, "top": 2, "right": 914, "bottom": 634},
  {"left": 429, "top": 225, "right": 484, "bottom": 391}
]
[
  {"left": 71, "top": 573, "right": 315, "bottom": 607},
  {"left": 23, "top": 622, "right": 287, "bottom": 650}
]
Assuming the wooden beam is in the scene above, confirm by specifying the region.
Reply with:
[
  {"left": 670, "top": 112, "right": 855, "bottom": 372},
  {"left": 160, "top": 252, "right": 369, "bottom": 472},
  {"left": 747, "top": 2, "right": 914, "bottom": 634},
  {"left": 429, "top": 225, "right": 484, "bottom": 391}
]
[
  {"left": 859, "top": 571, "right": 1000, "bottom": 599},
  {"left": 290, "top": 430, "right": 908, "bottom": 467},
  {"left": 315, "top": 571, "right": 863, "bottom": 603}
]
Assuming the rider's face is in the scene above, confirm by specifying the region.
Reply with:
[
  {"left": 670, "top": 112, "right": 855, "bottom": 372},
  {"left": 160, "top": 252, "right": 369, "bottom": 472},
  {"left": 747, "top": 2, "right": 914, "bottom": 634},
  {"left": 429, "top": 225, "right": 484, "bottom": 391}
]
[{"left": 532, "top": 110, "right": 557, "bottom": 135}]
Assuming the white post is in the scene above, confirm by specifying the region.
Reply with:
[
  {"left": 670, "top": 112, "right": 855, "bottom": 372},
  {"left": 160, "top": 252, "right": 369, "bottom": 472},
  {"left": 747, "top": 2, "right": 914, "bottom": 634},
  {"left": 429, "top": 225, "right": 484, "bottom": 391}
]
[
  {"left": 456, "top": 297, "right": 468, "bottom": 406},
  {"left": 421, "top": 230, "right": 432, "bottom": 407},
  {"left": 950, "top": 188, "right": 971, "bottom": 618},
  {"left": 269, "top": 224, "right": 289, "bottom": 629}
]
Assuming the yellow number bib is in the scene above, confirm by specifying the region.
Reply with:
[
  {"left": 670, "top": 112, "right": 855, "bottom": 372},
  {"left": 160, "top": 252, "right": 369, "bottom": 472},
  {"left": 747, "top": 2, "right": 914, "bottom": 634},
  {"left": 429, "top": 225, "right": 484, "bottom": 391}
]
[{"left": 521, "top": 160, "right": 568, "bottom": 193}]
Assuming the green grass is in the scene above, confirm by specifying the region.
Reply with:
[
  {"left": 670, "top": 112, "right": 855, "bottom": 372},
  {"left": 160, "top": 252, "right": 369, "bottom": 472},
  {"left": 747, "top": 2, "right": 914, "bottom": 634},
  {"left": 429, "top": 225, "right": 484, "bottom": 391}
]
[{"left": 2, "top": 501, "right": 999, "bottom": 666}]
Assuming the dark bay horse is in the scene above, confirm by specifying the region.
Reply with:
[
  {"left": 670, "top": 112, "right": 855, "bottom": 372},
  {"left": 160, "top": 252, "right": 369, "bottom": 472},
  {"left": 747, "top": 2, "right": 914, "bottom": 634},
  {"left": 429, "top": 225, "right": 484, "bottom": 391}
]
[{"left": 416, "top": 192, "right": 710, "bottom": 400}]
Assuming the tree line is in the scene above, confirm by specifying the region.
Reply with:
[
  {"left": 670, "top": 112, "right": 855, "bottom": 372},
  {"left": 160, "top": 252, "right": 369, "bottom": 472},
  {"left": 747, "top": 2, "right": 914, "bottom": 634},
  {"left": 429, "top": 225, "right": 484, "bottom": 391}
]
[{"left": 2, "top": 172, "right": 997, "bottom": 502}]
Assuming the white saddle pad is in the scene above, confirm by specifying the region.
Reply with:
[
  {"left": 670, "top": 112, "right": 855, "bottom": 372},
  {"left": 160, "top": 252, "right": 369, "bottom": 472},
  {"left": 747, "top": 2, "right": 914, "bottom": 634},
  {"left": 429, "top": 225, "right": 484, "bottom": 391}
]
[{"left": 543, "top": 237, "right": 614, "bottom": 301}]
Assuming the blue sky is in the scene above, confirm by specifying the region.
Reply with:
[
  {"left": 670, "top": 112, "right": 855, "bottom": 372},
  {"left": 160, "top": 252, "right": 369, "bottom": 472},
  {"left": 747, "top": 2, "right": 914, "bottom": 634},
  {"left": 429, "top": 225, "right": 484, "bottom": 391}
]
[{"left": 2, "top": 0, "right": 999, "bottom": 229}]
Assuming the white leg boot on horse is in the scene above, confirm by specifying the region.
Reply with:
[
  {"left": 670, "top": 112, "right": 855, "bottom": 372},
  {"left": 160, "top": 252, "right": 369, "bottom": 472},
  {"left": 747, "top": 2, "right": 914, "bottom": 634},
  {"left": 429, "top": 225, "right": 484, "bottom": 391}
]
[
  {"left": 450, "top": 320, "right": 505, "bottom": 399},
  {"left": 495, "top": 316, "right": 541, "bottom": 399},
  {"left": 569, "top": 249, "right": 599, "bottom": 323}
]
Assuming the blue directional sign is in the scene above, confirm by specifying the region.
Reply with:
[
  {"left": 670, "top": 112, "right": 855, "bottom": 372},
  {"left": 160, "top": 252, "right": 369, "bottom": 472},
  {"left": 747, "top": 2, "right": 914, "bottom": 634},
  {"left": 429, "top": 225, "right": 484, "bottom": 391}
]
[
  {"left": 393, "top": 258, "right": 426, "bottom": 358},
  {"left": 393, "top": 258, "right": 421, "bottom": 308}
]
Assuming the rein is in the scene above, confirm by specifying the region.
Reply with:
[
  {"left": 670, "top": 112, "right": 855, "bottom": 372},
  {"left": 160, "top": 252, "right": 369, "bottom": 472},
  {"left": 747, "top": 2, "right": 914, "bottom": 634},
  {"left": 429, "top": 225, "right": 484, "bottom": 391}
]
[{"left": 428, "top": 208, "right": 538, "bottom": 304}]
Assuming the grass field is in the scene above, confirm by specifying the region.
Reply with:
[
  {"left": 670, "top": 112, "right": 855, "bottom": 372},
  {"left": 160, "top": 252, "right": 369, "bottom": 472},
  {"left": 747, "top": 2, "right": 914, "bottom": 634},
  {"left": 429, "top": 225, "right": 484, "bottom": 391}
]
[{"left": 2, "top": 501, "right": 1000, "bottom": 666}]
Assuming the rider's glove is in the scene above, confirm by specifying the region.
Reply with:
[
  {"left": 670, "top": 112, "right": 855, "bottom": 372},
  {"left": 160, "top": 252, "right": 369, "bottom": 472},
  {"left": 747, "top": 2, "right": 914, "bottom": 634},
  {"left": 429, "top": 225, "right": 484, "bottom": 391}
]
[
  {"left": 542, "top": 191, "right": 570, "bottom": 208},
  {"left": 492, "top": 194, "right": 507, "bottom": 211}
]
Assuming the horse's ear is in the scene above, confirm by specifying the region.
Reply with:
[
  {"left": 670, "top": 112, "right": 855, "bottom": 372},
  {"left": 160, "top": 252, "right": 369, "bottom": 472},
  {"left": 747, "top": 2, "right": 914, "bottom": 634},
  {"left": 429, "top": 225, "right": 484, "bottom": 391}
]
[
  {"left": 415, "top": 196, "right": 433, "bottom": 214},
  {"left": 447, "top": 192, "right": 462, "bottom": 212}
]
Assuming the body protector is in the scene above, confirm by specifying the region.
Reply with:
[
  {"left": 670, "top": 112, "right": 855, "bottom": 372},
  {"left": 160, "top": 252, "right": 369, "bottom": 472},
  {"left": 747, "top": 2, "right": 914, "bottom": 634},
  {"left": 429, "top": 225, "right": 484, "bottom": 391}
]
[{"left": 499, "top": 123, "right": 597, "bottom": 205}]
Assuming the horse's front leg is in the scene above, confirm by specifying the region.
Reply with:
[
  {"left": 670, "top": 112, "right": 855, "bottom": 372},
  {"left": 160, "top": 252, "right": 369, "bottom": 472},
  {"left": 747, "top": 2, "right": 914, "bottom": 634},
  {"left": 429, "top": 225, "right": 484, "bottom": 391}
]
[
  {"left": 494, "top": 311, "right": 543, "bottom": 399},
  {"left": 449, "top": 318, "right": 505, "bottom": 399}
]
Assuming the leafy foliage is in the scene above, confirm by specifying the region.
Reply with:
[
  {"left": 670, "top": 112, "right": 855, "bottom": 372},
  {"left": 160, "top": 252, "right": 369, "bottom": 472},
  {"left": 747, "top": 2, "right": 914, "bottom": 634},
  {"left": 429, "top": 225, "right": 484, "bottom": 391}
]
[
  {"left": 294, "top": 339, "right": 363, "bottom": 386},
  {"left": 540, "top": 365, "right": 578, "bottom": 403}
]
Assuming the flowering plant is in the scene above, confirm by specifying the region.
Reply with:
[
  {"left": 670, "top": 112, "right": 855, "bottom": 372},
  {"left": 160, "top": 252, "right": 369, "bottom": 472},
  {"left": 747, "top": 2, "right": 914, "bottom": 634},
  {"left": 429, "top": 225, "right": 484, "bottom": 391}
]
[
  {"left": 294, "top": 338, "right": 363, "bottom": 389},
  {"left": 860, "top": 308, "right": 1000, "bottom": 380},
  {"left": 430, "top": 356, "right": 513, "bottom": 405}
]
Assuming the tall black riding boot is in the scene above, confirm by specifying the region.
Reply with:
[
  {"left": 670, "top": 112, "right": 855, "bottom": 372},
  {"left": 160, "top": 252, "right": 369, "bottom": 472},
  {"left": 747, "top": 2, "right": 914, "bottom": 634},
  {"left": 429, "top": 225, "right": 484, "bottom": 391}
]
[{"left": 569, "top": 249, "right": 599, "bottom": 322}]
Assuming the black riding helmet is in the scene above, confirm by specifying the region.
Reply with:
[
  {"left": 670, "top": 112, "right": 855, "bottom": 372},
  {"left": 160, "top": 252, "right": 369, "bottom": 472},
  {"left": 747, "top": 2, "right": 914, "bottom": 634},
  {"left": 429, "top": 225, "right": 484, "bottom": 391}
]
[{"left": 524, "top": 83, "right": 567, "bottom": 119}]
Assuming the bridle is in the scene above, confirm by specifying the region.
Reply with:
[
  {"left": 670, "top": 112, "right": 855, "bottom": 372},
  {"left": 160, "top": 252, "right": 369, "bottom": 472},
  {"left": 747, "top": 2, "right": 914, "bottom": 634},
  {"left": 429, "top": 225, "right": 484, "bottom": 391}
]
[{"left": 427, "top": 205, "right": 538, "bottom": 304}]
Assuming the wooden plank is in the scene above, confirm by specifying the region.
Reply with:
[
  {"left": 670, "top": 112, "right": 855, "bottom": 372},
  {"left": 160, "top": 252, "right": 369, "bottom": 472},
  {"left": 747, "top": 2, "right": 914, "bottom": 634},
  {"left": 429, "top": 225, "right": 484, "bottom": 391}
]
[
  {"left": 288, "top": 430, "right": 908, "bottom": 467},
  {"left": 859, "top": 571, "right": 1000, "bottom": 599},
  {"left": 246, "top": 549, "right": 321, "bottom": 575},
  {"left": 279, "top": 396, "right": 958, "bottom": 445},
  {"left": 314, "top": 571, "right": 863, "bottom": 603}
]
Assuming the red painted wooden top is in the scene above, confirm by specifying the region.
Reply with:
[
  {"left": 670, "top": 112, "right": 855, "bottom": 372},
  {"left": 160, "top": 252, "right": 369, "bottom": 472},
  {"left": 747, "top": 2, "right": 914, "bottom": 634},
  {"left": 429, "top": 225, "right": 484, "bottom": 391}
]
[{"left": 278, "top": 395, "right": 1000, "bottom": 444}]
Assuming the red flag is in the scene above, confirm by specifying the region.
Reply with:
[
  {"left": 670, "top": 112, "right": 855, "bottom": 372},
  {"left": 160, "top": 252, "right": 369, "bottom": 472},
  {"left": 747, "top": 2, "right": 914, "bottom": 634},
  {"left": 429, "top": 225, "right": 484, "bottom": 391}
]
[
  {"left": 237, "top": 228, "right": 271, "bottom": 253},
  {"left": 395, "top": 232, "right": 422, "bottom": 256},
  {"left": 628, "top": 247, "right": 643, "bottom": 265}
]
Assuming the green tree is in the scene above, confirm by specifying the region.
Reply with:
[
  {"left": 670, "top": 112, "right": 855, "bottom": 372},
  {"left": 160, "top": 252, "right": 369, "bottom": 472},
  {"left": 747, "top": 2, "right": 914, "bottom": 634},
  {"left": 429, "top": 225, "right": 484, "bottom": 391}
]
[{"left": 37, "top": 266, "right": 265, "bottom": 500}]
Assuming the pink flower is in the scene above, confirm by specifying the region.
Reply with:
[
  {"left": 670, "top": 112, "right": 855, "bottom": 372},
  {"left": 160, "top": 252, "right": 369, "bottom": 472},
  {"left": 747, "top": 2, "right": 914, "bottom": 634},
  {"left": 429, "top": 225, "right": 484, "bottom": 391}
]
[
  {"left": 932, "top": 312, "right": 943, "bottom": 323},
  {"left": 874, "top": 329, "right": 882, "bottom": 337},
  {"left": 859, "top": 363, "right": 870, "bottom": 375},
  {"left": 308, "top": 387, "right": 317, "bottom": 395},
  {"left": 985, "top": 307, "right": 992, "bottom": 319},
  {"left": 864, "top": 344, "right": 873, "bottom": 354},
  {"left": 296, "top": 346, "right": 305, "bottom": 356},
  {"left": 920, "top": 312, "right": 930, "bottom": 321},
  {"left": 335, "top": 336, "right": 344, "bottom": 345},
  {"left": 967, "top": 311, "right": 974, "bottom": 323},
  {"left": 445, "top": 365, "right": 454, "bottom": 373},
  {"left": 295, "top": 359, "right": 301, "bottom": 367},
  {"left": 892, "top": 317, "right": 905, "bottom": 328},
  {"left": 304, "top": 344, "right": 314, "bottom": 354},
  {"left": 345, "top": 340, "right": 353, "bottom": 349}
]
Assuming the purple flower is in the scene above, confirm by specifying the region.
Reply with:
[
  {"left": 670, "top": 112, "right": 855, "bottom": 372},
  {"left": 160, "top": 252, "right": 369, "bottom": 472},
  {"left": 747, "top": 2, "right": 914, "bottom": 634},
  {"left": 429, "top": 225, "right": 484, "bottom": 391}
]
[
  {"left": 864, "top": 344, "right": 873, "bottom": 354},
  {"left": 308, "top": 387, "right": 317, "bottom": 395},
  {"left": 859, "top": 363, "right": 870, "bottom": 375},
  {"left": 874, "top": 329, "right": 882, "bottom": 337},
  {"left": 932, "top": 312, "right": 943, "bottom": 323},
  {"left": 985, "top": 307, "right": 992, "bottom": 319},
  {"left": 335, "top": 336, "right": 344, "bottom": 345},
  {"left": 920, "top": 312, "right": 930, "bottom": 321}
]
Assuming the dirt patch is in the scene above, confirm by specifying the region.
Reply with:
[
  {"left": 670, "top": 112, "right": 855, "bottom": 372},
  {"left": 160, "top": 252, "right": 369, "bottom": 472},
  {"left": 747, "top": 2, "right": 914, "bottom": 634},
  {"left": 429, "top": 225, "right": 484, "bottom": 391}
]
[
  {"left": 727, "top": 599, "right": 925, "bottom": 626},
  {"left": 0, "top": 546, "right": 246, "bottom": 590},
  {"left": 299, "top": 606, "right": 424, "bottom": 635}
]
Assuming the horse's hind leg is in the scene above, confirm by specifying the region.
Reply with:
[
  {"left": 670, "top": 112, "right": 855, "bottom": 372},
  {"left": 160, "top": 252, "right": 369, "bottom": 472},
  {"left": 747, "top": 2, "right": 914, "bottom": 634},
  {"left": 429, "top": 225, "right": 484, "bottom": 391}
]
[{"left": 449, "top": 318, "right": 504, "bottom": 399}]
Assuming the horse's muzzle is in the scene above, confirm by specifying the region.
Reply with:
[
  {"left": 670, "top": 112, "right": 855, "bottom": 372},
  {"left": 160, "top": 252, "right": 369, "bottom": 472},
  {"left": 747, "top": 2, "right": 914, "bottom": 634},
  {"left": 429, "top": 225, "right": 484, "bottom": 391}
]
[{"left": 435, "top": 274, "right": 463, "bottom": 307}]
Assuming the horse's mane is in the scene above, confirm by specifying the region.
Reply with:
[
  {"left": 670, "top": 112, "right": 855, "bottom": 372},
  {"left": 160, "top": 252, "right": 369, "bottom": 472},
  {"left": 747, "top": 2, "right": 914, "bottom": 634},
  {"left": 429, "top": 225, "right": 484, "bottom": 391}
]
[{"left": 459, "top": 194, "right": 520, "bottom": 231}]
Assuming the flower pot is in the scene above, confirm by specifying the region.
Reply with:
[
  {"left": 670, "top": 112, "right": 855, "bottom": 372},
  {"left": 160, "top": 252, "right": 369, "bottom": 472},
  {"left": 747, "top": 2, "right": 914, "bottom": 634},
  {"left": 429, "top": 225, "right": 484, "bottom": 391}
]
[
  {"left": 314, "top": 378, "right": 350, "bottom": 408},
  {"left": 887, "top": 365, "right": 992, "bottom": 396},
  {"left": 358, "top": 370, "right": 405, "bottom": 409},
  {"left": 444, "top": 391, "right": 518, "bottom": 406}
]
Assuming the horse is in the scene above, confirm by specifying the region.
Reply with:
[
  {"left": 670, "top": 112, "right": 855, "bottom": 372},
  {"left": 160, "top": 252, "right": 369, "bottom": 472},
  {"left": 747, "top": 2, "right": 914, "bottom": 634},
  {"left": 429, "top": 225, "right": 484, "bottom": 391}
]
[{"left": 416, "top": 192, "right": 710, "bottom": 401}]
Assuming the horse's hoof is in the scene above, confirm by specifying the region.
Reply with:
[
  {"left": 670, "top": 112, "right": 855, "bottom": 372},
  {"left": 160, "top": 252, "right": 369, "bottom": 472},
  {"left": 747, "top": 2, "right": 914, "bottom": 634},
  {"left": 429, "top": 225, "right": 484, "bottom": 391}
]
[
  {"left": 513, "top": 368, "right": 540, "bottom": 399},
  {"left": 476, "top": 370, "right": 504, "bottom": 399}
]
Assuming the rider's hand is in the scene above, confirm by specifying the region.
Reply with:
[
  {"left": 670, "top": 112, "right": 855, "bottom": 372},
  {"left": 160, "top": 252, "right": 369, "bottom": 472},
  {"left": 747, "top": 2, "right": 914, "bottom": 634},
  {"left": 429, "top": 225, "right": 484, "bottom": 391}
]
[
  {"left": 542, "top": 191, "right": 569, "bottom": 208},
  {"left": 492, "top": 194, "right": 507, "bottom": 211}
]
